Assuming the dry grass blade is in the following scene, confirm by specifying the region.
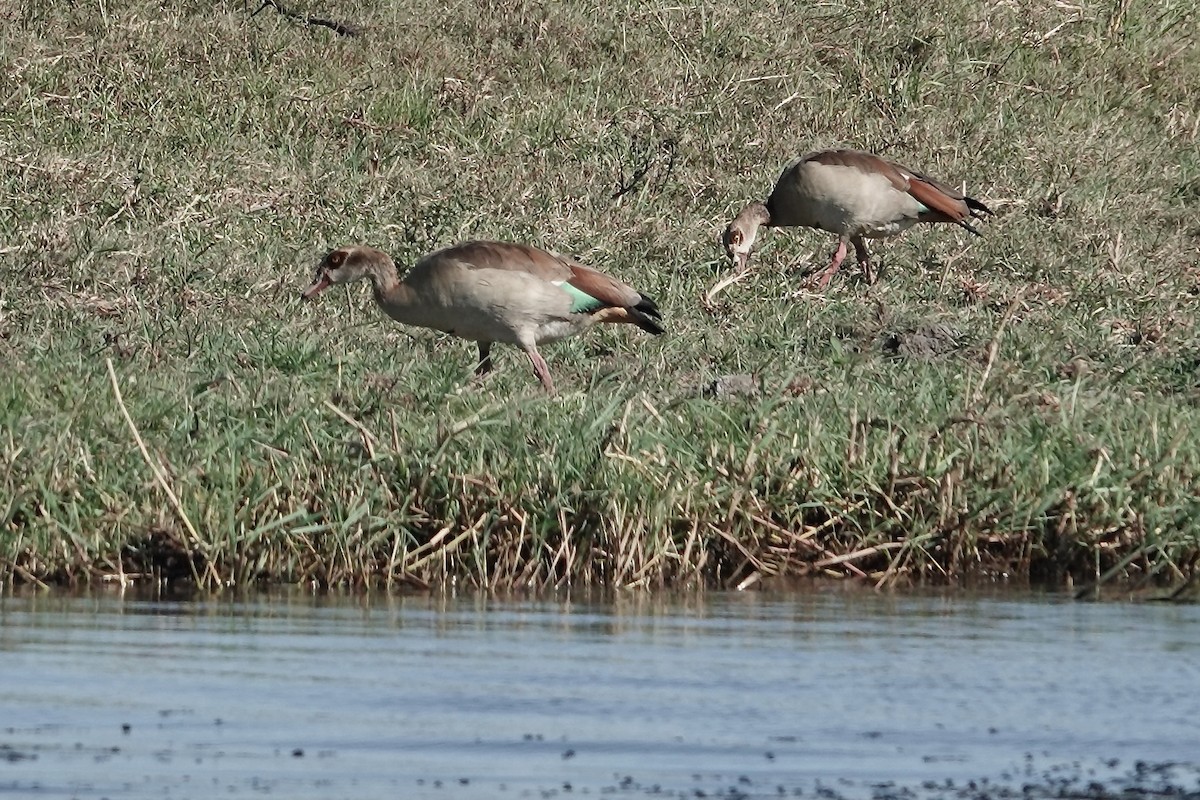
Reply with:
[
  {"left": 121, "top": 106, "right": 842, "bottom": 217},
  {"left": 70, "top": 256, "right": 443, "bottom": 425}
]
[
  {"left": 968, "top": 288, "right": 1026, "bottom": 410},
  {"left": 105, "top": 358, "right": 213, "bottom": 587},
  {"left": 323, "top": 400, "right": 379, "bottom": 459}
]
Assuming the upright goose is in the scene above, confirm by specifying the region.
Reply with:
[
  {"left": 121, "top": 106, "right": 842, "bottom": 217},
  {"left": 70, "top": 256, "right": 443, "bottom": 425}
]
[
  {"left": 301, "top": 242, "right": 664, "bottom": 394},
  {"left": 714, "top": 149, "right": 992, "bottom": 300}
]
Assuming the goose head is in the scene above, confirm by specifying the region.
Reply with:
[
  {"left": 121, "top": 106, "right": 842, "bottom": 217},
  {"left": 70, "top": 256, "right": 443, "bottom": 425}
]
[
  {"left": 721, "top": 218, "right": 757, "bottom": 273},
  {"left": 301, "top": 246, "right": 389, "bottom": 299},
  {"left": 721, "top": 202, "right": 770, "bottom": 272}
]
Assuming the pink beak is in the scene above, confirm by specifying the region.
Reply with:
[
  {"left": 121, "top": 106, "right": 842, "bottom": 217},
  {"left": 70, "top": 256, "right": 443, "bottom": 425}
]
[{"left": 301, "top": 272, "right": 331, "bottom": 300}]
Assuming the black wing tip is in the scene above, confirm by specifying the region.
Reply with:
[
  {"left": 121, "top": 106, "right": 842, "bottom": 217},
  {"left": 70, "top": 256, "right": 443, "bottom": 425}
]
[
  {"left": 959, "top": 195, "right": 993, "bottom": 237},
  {"left": 966, "top": 196, "right": 993, "bottom": 217},
  {"left": 634, "top": 294, "right": 665, "bottom": 335},
  {"left": 636, "top": 316, "right": 666, "bottom": 335}
]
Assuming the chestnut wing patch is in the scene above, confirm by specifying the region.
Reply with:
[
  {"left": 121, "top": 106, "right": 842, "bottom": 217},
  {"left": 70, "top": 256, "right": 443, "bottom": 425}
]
[
  {"left": 558, "top": 280, "right": 605, "bottom": 314},
  {"left": 906, "top": 173, "right": 992, "bottom": 234},
  {"left": 561, "top": 264, "right": 640, "bottom": 313},
  {"left": 906, "top": 175, "right": 970, "bottom": 222}
]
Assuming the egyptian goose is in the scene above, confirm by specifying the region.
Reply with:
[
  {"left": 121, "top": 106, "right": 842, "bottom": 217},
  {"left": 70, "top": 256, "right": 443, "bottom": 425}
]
[
  {"left": 301, "top": 242, "right": 664, "bottom": 394},
  {"left": 714, "top": 149, "right": 992, "bottom": 300}
]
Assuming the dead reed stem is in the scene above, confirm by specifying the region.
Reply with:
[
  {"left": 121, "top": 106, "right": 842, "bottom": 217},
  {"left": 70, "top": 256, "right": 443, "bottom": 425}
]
[
  {"left": 969, "top": 289, "right": 1026, "bottom": 409},
  {"left": 105, "top": 358, "right": 213, "bottom": 587},
  {"left": 323, "top": 400, "right": 378, "bottom": 459}
]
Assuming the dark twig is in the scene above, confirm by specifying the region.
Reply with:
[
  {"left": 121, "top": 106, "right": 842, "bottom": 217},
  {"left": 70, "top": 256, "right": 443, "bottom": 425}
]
[
  {"left": 612, "top": 137, "right": 678, "bottom": 199},
  {"left": 250, "top": 0, "right": 362, "bottom": 37},
  {"left": 612, "top": 152, "right": 654, "bottom": 200}
]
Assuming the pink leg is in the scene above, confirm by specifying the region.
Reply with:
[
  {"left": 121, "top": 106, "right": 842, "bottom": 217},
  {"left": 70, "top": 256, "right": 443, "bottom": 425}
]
[
  {"left": 525, "top": 347, "right": 556, "bottom": 394},
  {"left": 816, "top": 240, "right": 848, "bottom": 289},
  {"left": 852, "top": 236, "right": 874, "bottom": 284}
]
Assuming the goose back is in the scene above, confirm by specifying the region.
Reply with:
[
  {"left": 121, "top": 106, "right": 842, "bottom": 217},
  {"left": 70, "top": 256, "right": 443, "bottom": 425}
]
[{"left": 766, "top": 150, "right": 986, "bottom": 239}]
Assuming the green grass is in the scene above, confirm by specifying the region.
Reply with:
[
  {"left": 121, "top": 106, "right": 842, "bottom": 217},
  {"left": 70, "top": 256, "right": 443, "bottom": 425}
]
[{"left": 2, "top": 0, "right": 1199, "bottom": 593}]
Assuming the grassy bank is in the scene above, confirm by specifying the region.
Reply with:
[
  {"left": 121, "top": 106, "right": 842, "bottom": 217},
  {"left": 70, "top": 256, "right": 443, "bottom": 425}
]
[{"left": 2, "top": 0, "right": 1198, "bottom": 592}]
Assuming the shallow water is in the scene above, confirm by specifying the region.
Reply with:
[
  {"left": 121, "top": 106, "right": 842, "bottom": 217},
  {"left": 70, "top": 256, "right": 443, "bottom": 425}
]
[{"left": 1, "top": 587, "right": 1198, "bottom": 799}]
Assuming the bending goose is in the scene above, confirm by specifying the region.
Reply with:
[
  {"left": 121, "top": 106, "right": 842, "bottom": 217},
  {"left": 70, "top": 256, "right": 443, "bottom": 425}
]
[
  {"left": 713, "top": 149, "right": 992, "bottom": 301},
  {"left": 301, "top": 242, "right": 664, "bottom": 394}
]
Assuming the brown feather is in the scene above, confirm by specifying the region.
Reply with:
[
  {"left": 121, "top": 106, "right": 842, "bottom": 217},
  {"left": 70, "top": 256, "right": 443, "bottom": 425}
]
[
  {"left": 906, "top": 176, "right": 971, "bottom": 223},
  {"left": 804, "top": 150, "right": 910, "bottom": 192},
  {"left": 908, "top": 174, "right": 991, "bottom": 234},
  {"left": 563, "top": 263, "right": 643, "bottom": 309},
  {"left": 579, "top": 274, "right": 664, "bottom": 335},
  {"left": 432, "top": 240, "right": 573, "bottom": 281}
]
